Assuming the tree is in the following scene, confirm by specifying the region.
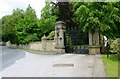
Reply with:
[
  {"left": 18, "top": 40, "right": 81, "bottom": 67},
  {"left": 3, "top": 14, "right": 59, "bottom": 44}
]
[
  {"left": 111, "top": 2, "right": 120, "bottom": 38},
  {"left": 50, "top": 2, "right": 75, "bottom": 27},
  {"left": 38, "top": 2, "right": 57, "bottom": 36},
  {"left": 2, "top": 8, "right": 24, "bottom": 44},
  {"left": 15, "top": 5, "right": 39, "bottom": 44},
  {"left": 2, "top": 5, "right": 40, "bottom": 44},
  {"left": 72, "top": 2, "right": 120, "bottom": 38},
  {"left": 2, "top": 15, "right": 10, "bottom": 42}
]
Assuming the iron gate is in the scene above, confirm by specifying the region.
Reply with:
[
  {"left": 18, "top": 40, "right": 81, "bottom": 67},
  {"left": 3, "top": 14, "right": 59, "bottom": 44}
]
[{"left": 65, "top": 26, "right": 89, "bottom": 54}]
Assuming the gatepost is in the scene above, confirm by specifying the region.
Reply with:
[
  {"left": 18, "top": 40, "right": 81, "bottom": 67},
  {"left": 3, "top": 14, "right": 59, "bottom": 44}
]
[
  {"left": 88, "top": 28, "right": 101, "bottom": 54},
  {"left": 54, "top": 21, "right": 66, "bottom": 54}
]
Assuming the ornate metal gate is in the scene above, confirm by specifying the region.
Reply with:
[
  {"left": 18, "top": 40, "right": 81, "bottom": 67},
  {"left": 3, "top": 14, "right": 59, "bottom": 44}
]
[{"left": 65, "top": 26, "right": 89, "bottom": 54}]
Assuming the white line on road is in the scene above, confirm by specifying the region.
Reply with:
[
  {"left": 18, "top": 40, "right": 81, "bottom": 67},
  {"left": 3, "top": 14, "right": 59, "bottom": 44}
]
[{"left": 0, "top": 52, "right": 8, "bottom": 56}]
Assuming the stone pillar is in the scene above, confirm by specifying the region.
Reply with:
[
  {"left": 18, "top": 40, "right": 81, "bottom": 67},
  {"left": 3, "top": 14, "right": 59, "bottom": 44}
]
[
  {"left": 89, "top": 30, "right": 93, "bottom": 45},
  {"left": 54, "top": 21, "right": 66, "bottom": 54},
  {"left": 41, "top": 35, "right": 47, "bottom": 52},
  {"left": 96, "top": 31, "right": 100, "bottom": 45},
  {"left": 58, "top": 26, "right": 65, "bottom": 48},
  {"left": 54, "top": 26, "right": 58, "bottom": 48},
  {"left": 89, "top": 28, "right": 100, "bottom": 54}
]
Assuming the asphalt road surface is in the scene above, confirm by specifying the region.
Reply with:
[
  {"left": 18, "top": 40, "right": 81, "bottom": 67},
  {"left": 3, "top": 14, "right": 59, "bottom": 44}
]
[
  {"left": 0, "top": 46, "right": 26, "bottom": 71},
  {"left": 1, "top": 46, "right": 106, "bottom": 77}
]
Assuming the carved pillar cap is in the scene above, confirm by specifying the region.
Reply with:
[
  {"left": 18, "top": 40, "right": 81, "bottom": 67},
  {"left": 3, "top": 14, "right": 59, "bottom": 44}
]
[
  {"left": 55, "top": 26, "right": 58, "bottom": 30},
  {"left": 55, "top": 21, "right": 66, "bottom": 25},
  {"left": 55, "top": 21, "right": 66, "bottom": 29}
]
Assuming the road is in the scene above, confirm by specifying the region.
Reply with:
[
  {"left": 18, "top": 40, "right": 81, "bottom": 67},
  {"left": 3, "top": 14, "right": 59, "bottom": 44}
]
[
  {"left": 0, "top": 46, "right": 26, "bottom": 71},
  {"left": 1, "top": 46, "right": 106, "bottom": 77}
]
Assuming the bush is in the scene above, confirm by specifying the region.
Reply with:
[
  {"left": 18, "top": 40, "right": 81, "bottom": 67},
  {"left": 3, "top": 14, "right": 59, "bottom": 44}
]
[
  {"left": 47, "top": 31, "right": 55, "bottom": 40},
  {"left": 109, "top": 38, "right": 120, "bottom": 54},
  {"left": 26, "top": 33, "right": 39, "bottom": 43}
]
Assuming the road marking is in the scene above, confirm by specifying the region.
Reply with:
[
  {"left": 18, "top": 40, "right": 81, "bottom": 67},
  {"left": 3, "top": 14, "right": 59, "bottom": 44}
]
[
  {"left": 15, "top": 58, "right": 24, "bottom": 63},
  {"left": 1, "top": 52, "right": 7, "bottom": 56}
]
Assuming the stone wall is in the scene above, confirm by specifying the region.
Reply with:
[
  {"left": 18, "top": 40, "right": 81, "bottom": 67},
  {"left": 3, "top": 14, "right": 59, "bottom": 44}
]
[
  {"left": 28, "top": 40, "right": 56, "bottom": 52},
  {"left": 42, "top": 40, "right": 56, "bottom": 52},
  {"left": 6, "top": 40, "right": 56, "bottom": 52},
  {"left": 29, "top": 42, "right": 42, "bottom": 50},
  {"left": 6, "top": 41, "right": 19, "bottom": 48}
]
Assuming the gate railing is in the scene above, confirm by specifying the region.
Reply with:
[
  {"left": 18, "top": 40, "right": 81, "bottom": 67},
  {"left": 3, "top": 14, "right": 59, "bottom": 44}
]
[{"left": 65, "top": 45, "right": 89, "bottom": 54}]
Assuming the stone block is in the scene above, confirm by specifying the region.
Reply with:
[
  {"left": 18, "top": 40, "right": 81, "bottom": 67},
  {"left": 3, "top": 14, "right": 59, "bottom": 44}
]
[{"left": 89, "top": 45, "right": 101, "bottom": 54}]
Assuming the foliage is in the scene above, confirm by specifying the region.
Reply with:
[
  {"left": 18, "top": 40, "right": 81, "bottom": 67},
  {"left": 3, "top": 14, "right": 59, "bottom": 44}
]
[
  {"left": 54, "top": 2, "right": 73, "bottom": 22},
  {"left": 51, "top": 2, "right": 74, "bottom": 25},
  {"left": 47, "top": 31, "right": 55, "bottom": 40},
  {"left": 109, "top": 38, "right": 120, "bottom": 54},
  {"left": 2, "top": 9, "right": 25, "bottom": 44},
  {"left": 66, "top": 36, "right": 72, "bottom": 46},
  {"left": 39, "top": 16, "right": 56, "bottom": 35},
  {"left": 72, "top": 2, "right": 120, "bottom": 38},
  {"left": 2, "top": 3, "right": 57, "bottom": 44},
  {"left": 39, "top": 2, "right": 57, "bottom": 36},
  {"left": 2, "top": 5, "right": 39, "bottom": 44},
  {"left": 15, "top": 5, "right": 39, "bottom": 44},
  {"left": 1, "top": 3, "right": 57, "bottom": 44}
]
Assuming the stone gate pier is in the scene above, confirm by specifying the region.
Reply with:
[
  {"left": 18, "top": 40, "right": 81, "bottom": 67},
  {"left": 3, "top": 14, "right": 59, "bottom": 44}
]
[
  {"left": 54, "top": 21, "right": 66, "bottom": 54},
  {"left": 88, "top": 28, "right": 101, "bottom": 54}
]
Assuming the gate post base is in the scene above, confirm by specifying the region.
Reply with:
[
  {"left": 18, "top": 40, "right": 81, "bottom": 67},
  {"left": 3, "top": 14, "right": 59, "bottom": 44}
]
[{"left": 89, "top": 45, "right": 101, "bottom": 55}]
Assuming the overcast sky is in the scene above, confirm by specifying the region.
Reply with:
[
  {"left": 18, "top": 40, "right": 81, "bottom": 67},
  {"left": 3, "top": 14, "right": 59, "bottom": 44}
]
[{"left": 0, "top": 0, "right": 46, "bottom": 19}]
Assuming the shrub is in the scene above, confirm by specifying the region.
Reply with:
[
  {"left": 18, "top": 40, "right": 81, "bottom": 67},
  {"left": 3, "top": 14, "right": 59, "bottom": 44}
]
[
  {"left": 109, "top": 38, "right": 120, "bottom": 54},
  {"left": 47, "top": 31, "right": 55, "bottom": 40}
]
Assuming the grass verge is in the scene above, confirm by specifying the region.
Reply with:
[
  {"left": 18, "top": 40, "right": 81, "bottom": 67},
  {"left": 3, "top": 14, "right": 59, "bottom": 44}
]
[{"left": 101, "top": 54, "right": 119, "bottom": 77}]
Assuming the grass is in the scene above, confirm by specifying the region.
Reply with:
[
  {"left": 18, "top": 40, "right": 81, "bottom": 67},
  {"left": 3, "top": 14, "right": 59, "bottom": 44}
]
[{"left": 101, "top": 54, "right": 119, "bottom": 77}]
